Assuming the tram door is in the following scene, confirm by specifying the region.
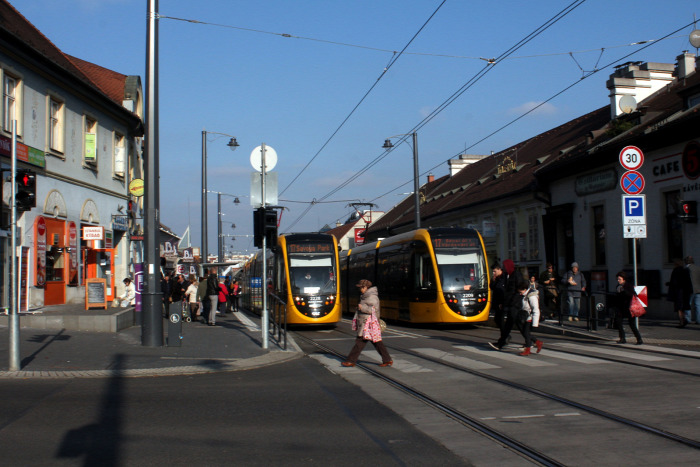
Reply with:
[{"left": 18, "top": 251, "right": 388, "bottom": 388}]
[{"left": 86, "top": 249, "right": 115, "bottom": 301}]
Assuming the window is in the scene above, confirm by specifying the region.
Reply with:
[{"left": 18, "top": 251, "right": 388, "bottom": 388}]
[
  {"left": 48, "top": 98, "right": 64, "bottom": 153},
  {"left": 528, "top": 211, "right": 539, "bottom": 260},
  {"left": 113, "top": 132, "right": 125, "bottom": 177},
  {"left": 593, "top": 205, "right": 606, "bottom": 265},
  {"left": 506, "top": 214, "right": 516, "bottom": 260},
  {"left": 84, "top": 117, "right": 97, "bottom": 165},
  {"left": 665, "top": 190, "right": 683, "bottom": 262},
  {"left": 3, "top": 74, "right": 18, "bottom": 133}
]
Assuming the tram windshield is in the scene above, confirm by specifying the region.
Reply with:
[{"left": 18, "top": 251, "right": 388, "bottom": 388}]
[
  {"left": 434, "top": 250, "right": 487, "bottom": 292},
  {"left": 288, "top": 243, "right": 336, "bottom": 294}
]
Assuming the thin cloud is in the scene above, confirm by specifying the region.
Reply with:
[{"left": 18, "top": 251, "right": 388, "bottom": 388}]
[{"left": 507, "top": 101, "right": 558, "bottom": 116}]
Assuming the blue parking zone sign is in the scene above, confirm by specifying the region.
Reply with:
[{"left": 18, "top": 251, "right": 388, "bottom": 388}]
[{"left": 622, "top": 195, "right": 646, "bottom": 225}]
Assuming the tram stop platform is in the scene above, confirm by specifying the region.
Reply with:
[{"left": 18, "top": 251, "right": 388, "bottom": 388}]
[{"left": 0, "top": 303, "right": 301, "bottom": 378}]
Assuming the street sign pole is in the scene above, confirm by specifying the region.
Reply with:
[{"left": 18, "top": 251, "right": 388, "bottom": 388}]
[{"left": 619, "top": 146, "right": 645, "bottom": 290}]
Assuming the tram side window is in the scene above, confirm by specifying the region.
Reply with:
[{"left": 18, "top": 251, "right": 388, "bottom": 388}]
[{"left": 412, "top": 248, "right": 435, "bottom": 291}]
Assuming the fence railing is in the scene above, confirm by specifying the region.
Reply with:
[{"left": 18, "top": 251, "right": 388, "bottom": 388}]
[{"left": 267, "top": 292, "right": 288, "bottom": 350}]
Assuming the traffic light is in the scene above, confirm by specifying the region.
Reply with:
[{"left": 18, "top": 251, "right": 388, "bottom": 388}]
[
  {"left": 16, "top": 169, "right": 36, "bottom": 212},
  {"left": 678, "top": 200, "right": 697, "bottom": 223},
  {"left": 254, "top": 207, "right": 278, "bottom": 248}
]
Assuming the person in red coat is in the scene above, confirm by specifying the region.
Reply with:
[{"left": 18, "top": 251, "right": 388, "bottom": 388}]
[{"left": 218, "top": 279, "right": 229, "bottom": 317}]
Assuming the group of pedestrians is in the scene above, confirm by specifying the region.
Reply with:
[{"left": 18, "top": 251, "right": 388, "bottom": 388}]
[
  {"left": 488, "top": 259, "right": 544, "bottom": 356},
  {"left": 668, "top": 255, "right": 700, "bottom": 328},
  {"left": 160, "top": 269, "right": 241, "bottom": 326}
]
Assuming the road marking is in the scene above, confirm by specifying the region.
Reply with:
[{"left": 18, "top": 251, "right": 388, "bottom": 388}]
[
  {"left": 454, "top": 345, "right": 556, "bottom": 367},
  {"left": 233, "top": 311, "right": 260, "bottom": 332},
  {"left": 554, "top": 413, "right": 581, "bottom": 417},
  {"left": 502, "top": 414, "right": 545, "bottom": 419},
  {"left": 363, "top": 354, "right": 433, "bottom": 372},
  {"left": 413, "top": 348, "right": 500, "bottom": 370},
  {"left": 536, "top": 349, "right": 609, "bottom": 364},
  {"left": 552, "top": 343, "right": 670, "bottom": 361}
]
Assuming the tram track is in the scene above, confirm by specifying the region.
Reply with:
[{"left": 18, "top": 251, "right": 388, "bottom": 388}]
[
  {"left": 296, "top": 326, "right": 700, "bottom": 455},
  {"left": 294, "top": 332, "right": 565, "bottom": 467}
]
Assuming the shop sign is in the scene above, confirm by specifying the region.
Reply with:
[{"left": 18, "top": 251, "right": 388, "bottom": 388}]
[
  {"left": 354, "top": 228, "right": 366, "bottom": 245},
  {"left": 0, "top": 135, "right": 46, "bottom": 167},
  {"left": 129, "top": 178, "right": 144, "bottom": 197},
  {"left": 82, "top": 226, "right": 104, "bottom": 240},
  {"left": 575, "top": 169, "right": 617, "bottom": 195},
  {"left": 161, "top": 240, "right": 178, "bottom": 257},
  {"left": 481, "top": 221, "right": 497, "bottom": 237},
  {"left": 112, "top": 215, "right": 128, "bottom": 231}
]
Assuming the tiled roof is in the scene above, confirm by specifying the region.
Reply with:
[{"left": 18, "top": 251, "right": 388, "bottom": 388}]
[
  {"left": 66, "top": 54, "right": 127, "bottom": 105},
  {"left": 369, "top": 105, "right": 610, "bottom": 234},
  {"left": 325, "top": 221, "right": 357, "bottom": 240}
]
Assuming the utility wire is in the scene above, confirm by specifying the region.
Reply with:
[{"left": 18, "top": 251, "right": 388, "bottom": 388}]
[
  {"left": 279, "top": 0, "right": 448, "bottom": 197},
  {"left": 157, "top": 14, "right": 685, "bottom": 62},
  {"left": 368, "top": 19, "right": 698, "bottom": 208},
  {"left": 284, "top": 0, "right": 588, "bottom": 231}
]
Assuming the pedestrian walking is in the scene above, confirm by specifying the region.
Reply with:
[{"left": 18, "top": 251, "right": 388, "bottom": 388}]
[
  {"left": 539, "top": 262, "right": 559, "bottom": 318},
  {"left": 206, "top": 268, "right": 220, "bottom": 326},
  {"left": 342, "top": 279, "right": 392, "bottom": 367},
  {"left": 218, "top": 279, "right": 229, "bottom": 316},
  {"left": 562, "top": 262, "right": 586, "bottom": 321},
  {"left": 185, "top": 277, "right": 200, "bottom": 322},
  {"left": 489, "top": 259, "right": 524, "bottom": 350},
  {"left": 517, "top": 281, "right": 544, "bottom": 356},
  {"left": 615, "top": 271, "right": 643, "bottom": 345},
  {"left": 196, "top": 276, "right": 208, "bottom": 323},
  {"left": 160, "top": 274, "right": 171, "bottom": 317},
  {"left": 230, "top": 279, "right": 241, "bottom": 312},
  {"left": 685, "top": 256, "right": 700, "bottom": 325},
  {"left": 667, "top": 258, "right": 692, "bottom": 328},
  {"left": 490, "top": 263, "right": 507, "bottom": 329}
]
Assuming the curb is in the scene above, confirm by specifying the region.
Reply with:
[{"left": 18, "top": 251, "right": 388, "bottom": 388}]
[{"left": 0, "top": 350, "right": 303, "bottom": 380}]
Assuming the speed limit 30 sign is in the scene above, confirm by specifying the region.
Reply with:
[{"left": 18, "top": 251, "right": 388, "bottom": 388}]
[{"left": 619, "top": 146, "right": 644, "bottom": 171}]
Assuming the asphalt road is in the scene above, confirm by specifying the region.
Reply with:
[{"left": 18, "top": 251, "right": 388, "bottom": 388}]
[{"left": 0, "top": 357, "right": 467, "bottom": 466}]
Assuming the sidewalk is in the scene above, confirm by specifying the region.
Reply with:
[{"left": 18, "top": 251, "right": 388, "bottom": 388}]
[
  {"left": 535, "top": 314, "right": 700, "bottom": 347},
  {"left": 0, "top": 304, "right": 301, "bottom": 378}
]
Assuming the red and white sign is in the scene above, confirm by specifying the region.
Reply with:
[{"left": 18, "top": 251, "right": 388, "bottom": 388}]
[
  {"left": 82, "top": 226, "right": 105, "bottom": 240},
  {"left": 634, "top": 286, "right": 647, "bottom": 307},
  {"left": 620, "top": 170, "right": 645, "bottom": 195},
  {"left": 619, "top": 146, "right": 644, "bottom": 171},
  {"left": 354, "top": 228, "right": 366, "bottom": 245}
]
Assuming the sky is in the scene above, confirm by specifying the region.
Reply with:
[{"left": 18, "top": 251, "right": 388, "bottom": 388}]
[{"left": 13, "top": 0, "right": 700, "bottom": 255}]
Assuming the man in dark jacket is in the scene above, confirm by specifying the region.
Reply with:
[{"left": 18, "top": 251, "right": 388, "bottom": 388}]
[
  {"left": 205, "top": 268, "right": 220, "bottom": 326},
  {"left": 160, "top": 274, "right": 171, "bottom": 317},
  {"left": 489, "top": 259, "right": 525, "bottom": 350}
]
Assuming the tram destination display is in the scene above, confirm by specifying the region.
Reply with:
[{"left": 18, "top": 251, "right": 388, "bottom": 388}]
[{"left": 85, "top": 278, "right": 108, "bottom": 310}]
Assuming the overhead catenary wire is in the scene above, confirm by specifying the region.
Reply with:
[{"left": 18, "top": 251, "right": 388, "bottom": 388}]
[
  {"left": 278, "top": 0, "right": 448, "bottom": 197},
  {"left": 366, "top": 19, "right": 698, "bottom": 209},
  {"left": 283, "top": 0, "right": 588, "bottom": 231}
]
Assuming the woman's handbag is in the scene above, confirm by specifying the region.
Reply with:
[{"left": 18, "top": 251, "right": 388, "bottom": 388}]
[
  {"left": 629, "top": 297, "right": 646, "bottom": 318},
  {"left": 351, "top": 312, "right": 358, "bottom": 331},
  {"left": 362, "top": 310, "right": 383, "bottom": 342}
]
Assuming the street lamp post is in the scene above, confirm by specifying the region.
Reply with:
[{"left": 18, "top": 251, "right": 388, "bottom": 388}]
[
  {"left": 207, "top": 191, "right": 242, "bottom": 267},
  {"left": 383, "top": 132, "right": 421, "bottom": 229},
  {"left": 201, "top": 130, "right": 239, "bottom": 263}
]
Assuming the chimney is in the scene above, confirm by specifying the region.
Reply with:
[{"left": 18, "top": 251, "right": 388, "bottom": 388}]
[
  {"left": 427, "top": 173, "right": 435, "bottom": 183},
  {"left": 675, "top": 51, "right": 696, "bottom": 79},
  {"left": 448, "top": 154, "right": 486, "bottom": 176},
  {"left": 606, "top": 60, "right": 674, "bottom": 118}
]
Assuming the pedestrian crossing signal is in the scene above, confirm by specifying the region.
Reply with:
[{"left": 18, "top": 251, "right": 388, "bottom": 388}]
[{"left": 16, "top": 169, "right": 36, "bottom": 212}]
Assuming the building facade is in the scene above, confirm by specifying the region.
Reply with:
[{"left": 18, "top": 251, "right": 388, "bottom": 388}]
[{"left": 0, "top": 1, "right": 144, "bottom": 308}]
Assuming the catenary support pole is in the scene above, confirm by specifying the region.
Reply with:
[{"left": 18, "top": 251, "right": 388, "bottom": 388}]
[{"left": 142, "top": 0, "right": 163, "bottom": 346}]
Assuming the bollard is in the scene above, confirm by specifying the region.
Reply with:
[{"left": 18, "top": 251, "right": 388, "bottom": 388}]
[{"left": 167, "top": 301, "right": 182, "bottom": 347}]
